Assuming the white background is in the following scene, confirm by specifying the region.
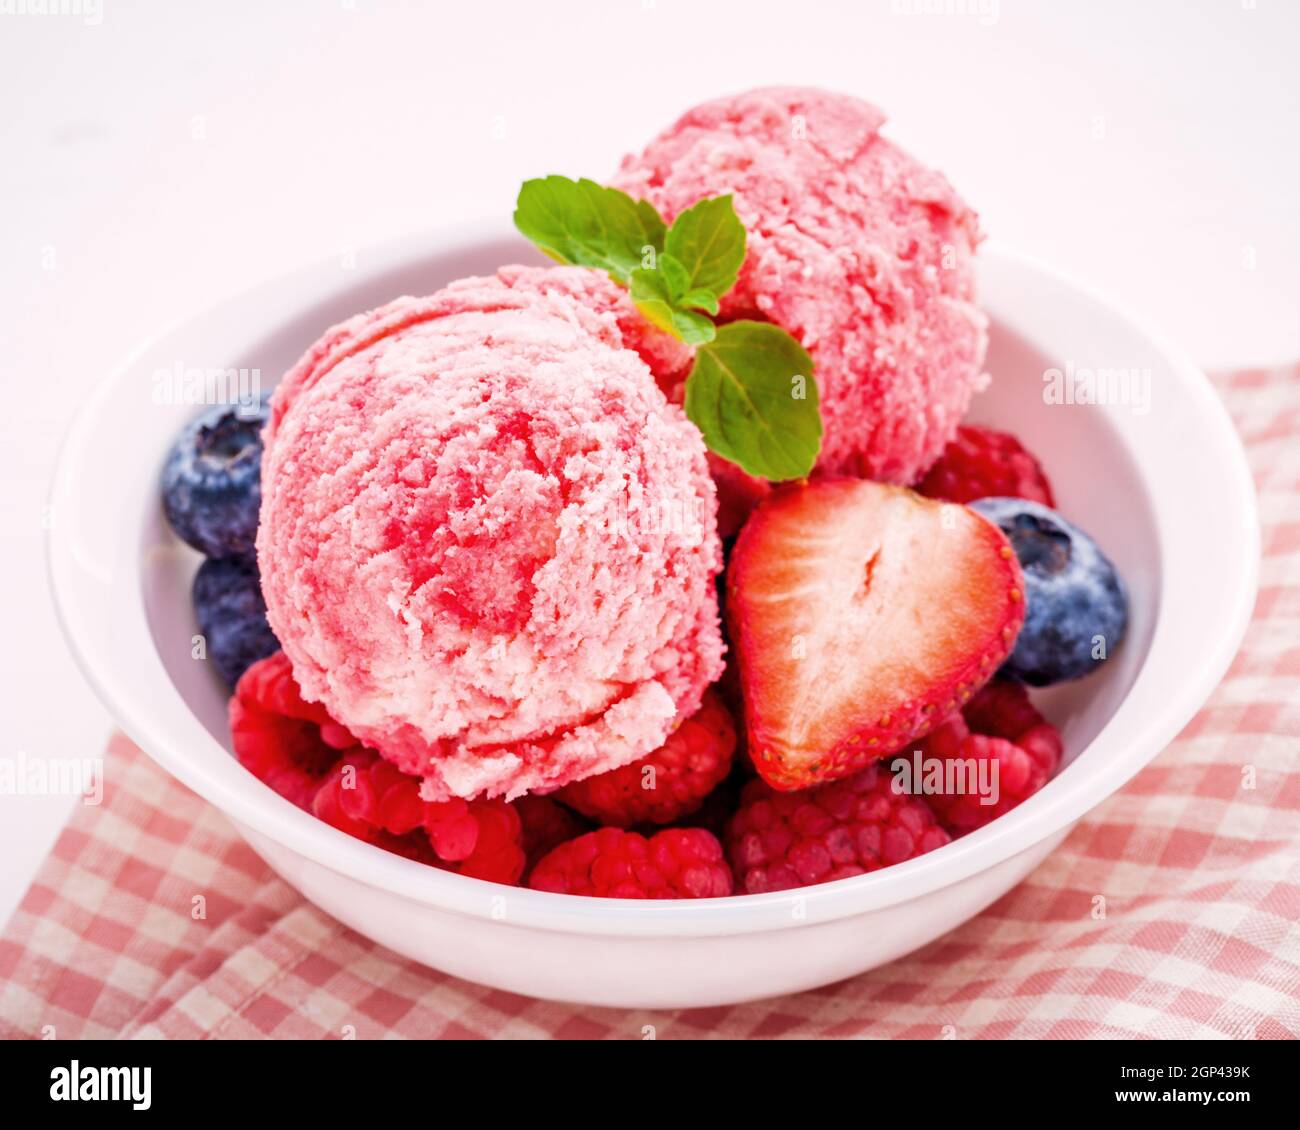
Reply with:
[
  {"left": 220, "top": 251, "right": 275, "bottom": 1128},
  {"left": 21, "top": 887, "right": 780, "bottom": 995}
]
[{"left": 1, "top": 0, "right": 1297, "bottom": 928}]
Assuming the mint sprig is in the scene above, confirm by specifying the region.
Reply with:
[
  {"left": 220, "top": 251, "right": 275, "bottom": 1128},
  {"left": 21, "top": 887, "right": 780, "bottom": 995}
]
[
  {"left": 685, "top": 323, "right": 821, "bottom": 481},
  {"left": 513, "top": 176, "right": 664, "bottom": 285},
  {"left": 515, "top": 176, "right": 742, "bottom": 344},
  {"left": 629, "top": 268, "right": 716, "bottom": 345},
  {"left": 626, "top": 195, "right": 747, "bottom": 344},
  {"left": 660, "top": 195, "right": 745, "bottom": 306},
  {"left": 513, "top": 176, "right": 822, "bottom": 481}
]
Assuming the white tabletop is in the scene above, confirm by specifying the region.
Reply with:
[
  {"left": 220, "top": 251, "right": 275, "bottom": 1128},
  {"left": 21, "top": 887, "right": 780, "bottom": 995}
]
[{"left": 1, "top": 0, "right": 1296, "bottom": 930}]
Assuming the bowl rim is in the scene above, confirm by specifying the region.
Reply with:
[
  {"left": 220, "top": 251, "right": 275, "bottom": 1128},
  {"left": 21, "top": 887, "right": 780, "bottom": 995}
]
[{"left": 46, "top": 223, "right": 1260, "bottom": 938}]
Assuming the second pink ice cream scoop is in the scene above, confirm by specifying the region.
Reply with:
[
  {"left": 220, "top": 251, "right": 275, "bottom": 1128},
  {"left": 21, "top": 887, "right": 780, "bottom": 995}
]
[{"left": 614, "top": 86, "right": 988, "bottom": 493}]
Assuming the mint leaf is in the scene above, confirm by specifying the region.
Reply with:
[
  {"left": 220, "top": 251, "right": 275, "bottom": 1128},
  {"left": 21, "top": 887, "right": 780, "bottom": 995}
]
[
  {"left": 512, "top": 179, "right": 819, "bottom": 477},
  {"left": 514, "top": 176, "right": 665, "bottom": 285},
  {"left": 633, "top": 253, "right": 719, "bottom": 341},
  {"left": 631, "top": 269, "right": 716, "bottom": 345},
  {"left": 656, "top": 252, "right": 691, "bottom": 300},
  {"left": 627, "top": 195, "right": 744, "bottom": 337},
  {"left": 679, "top": 288, "right": 720, "bottom": 315},
  {"left": 512, "top": 180, "right": 744, "bottom": 343},
  {"left": 663, "top": 194, "right": 746, "bottom": 303},
  {"left": 684, "top": 321, "right": 820, "bottom": 481}
]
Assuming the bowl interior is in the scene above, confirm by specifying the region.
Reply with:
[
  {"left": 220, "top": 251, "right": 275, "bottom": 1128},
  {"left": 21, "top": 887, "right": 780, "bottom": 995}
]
[
  {"left": 51, "top": 227, "right": 1254, "bottom": 932},
  {"left": 140, "top": 239, "right": 1160, "bottom": 784}
]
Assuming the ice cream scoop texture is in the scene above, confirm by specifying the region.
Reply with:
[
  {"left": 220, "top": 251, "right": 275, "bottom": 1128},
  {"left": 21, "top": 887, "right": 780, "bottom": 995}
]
[
  {"left": 258, "top": 266, "right": 724, "bottom": 801},
  {"left": 615, "top": 85, "right": 988, "bottom": 484}
]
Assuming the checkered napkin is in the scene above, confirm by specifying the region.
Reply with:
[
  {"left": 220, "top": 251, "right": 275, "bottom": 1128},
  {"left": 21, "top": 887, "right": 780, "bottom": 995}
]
[{"left": 3, "top": 368, "right": 1297, "bottom": 1040}]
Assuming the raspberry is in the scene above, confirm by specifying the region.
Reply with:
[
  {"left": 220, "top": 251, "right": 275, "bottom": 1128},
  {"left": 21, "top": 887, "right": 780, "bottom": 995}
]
[
  {"left": 917, "top": 680, "right": 1063, "bottom": 833},
  {"left": 229, "top": 652, "right": 359, "bottom": 809},
  {"left": 557, "top": 690, "right": 736, "bottom": 826},
  {"left": 376, "top": 829, "right": 441, "bottom": 866},
  {"left": 528, "top": 827, "right": 733, "bottom": 899},
  {"left": 229, "top": 655, "right": 528, "bottom": 884},
  {"left": 515, "top": 795, "right": 588, "bottom": 871},
  {"left": 314, "top": 752, "right": 526, "bottom": 885},
  {"left": 916, "top": 425, "right": 1056, "bottom": 507},
  {"left": 962, "top": 677, "right": 1045, "bottom": 740},
  {"left": 725, "top": 763, "right": 950, "bottom": 895},
  {"left": 311, "top": 748, "right": 425, "bottom": 841},
  {"left": 435, "top": 799, "right": 525, "bottom": 885}
]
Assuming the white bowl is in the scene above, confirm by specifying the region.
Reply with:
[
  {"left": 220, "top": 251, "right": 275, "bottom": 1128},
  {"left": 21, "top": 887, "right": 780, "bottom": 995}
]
[{"left": 47, "top": 225, "right": 1258, "bottom": 1008}]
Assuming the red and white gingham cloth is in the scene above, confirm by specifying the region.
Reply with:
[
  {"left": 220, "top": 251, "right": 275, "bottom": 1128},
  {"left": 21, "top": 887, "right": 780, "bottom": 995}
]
[{"left": 2, "top": 368, "right": 1297, "bottom": 1040}]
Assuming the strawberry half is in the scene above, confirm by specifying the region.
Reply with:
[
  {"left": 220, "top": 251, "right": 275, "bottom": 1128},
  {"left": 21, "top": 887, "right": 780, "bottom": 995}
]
[{"left": 726, "top": 479, "right": 1025, "bottom": 791}]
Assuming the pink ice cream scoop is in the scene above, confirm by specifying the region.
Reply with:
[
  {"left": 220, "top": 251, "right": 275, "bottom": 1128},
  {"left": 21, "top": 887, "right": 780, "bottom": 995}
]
[
  {"left": 614, "top": 86, "right": 988, "bottom": 493},
  {"left": 258, "top": 266, "right": 724, "bottom": 801}
]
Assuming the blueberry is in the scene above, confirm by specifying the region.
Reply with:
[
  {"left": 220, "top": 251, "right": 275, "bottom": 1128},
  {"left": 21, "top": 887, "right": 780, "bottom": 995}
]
[
  {"left": 193, "top": 556, "right": 279, "bottom": 689},
  {"left": 971, "top": 497, "right": 1129, "bottom": 686},
  {"left": 161, "top": 393, "right": 270, "bottom": 558}
]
